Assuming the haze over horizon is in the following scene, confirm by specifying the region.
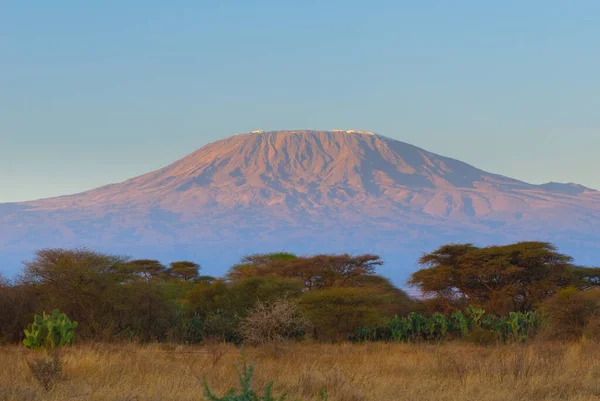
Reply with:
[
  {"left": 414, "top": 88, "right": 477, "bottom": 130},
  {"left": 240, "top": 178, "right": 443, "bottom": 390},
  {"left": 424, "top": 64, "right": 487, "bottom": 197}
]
[{"left": 2, "top": 1, "right": 600, "bottom": 203}]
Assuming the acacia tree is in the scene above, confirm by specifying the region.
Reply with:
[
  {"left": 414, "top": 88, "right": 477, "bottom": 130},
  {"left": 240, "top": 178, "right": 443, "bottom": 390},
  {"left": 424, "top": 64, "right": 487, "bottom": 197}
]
[
  {"left": 408, "top": 242, "right": 576, "bottom": 314},
  {"left": 571, "top": 266, "right": 600, "bottom": 290},
  {"left": 21, "top": 250, "right": 183, "bottom": 342},
  {"left": 227, "top": 253, "right": 382, "bottom": 291},
  {"left": 186, "top": 276, "right": 304, "bottom": 320},
  {"left": 299, "top": 287, "right": 390, "bottom": 342},
  {"left": 168, "top": 261, "right": 200, "bottom": 281},
  {"left": 298, "top": 254, "right": 383, "bottom": 289},
  {"left": 125, "top": 278, "right": 177, "bottom": 341},
  {"left": 120, "top": 259, "right": 178, "bottom": 341},
  {"left": 123, "top": 259, "right": 168, "bottom": 281},
  {"left": 226, "top": 252, "right": 298, "bottom": 281},
  {"left": 22, "top": 248, "right": 131, "bottom": 339}
]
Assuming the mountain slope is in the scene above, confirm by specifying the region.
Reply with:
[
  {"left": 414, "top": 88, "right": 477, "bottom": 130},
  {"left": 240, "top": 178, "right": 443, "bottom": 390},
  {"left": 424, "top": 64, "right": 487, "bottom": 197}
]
[{"left": 2, "top": 130, "right": 599, "bottom": 278}]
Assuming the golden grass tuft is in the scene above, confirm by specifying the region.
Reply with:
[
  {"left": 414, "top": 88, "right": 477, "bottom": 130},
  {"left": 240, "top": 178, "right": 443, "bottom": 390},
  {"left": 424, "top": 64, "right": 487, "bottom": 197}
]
[{"left": 1, "top": 341, "right": 600, "bottom": 400}]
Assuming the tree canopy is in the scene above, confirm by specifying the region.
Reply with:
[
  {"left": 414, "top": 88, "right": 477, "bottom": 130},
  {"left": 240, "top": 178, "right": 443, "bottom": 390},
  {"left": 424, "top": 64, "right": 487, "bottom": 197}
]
[
  {"left": 168, "top": 261, "right": 201, "bottom": 281},
  {"left": 408, "top": 241, "right": 582, "bottom": 314},
  {"left": 1, "top": 242, "right": 597, "bottom": 345},
  {"left": 227, "top": 252, "right": 383, "bottom": 290}
]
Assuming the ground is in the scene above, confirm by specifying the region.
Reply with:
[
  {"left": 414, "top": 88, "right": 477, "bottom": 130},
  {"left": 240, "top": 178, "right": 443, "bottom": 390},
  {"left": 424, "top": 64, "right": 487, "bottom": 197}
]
[{"left": 1, "top": 341, "right": 600, "bottom": 401}]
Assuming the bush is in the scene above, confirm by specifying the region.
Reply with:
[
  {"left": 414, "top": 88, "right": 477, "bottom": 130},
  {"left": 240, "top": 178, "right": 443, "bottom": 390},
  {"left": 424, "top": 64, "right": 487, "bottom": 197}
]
[
  {"left": 299, "top": 287, "right": 389, "bottom": 342},
  {"left": 183, "top": 315, "right": 205, "bottom": 344},
  {"left": 540, "top": 287, "right": 600, "bottom": 340},
  {"left": 204, "top": 311, "right": 241, "bottom": 343},
  {"left": 27, "top": 350, "right": 63, "bottom": 391},
  {"left": 240, "top": 299, "right": 309, "bottom": 346},
  {"left": 1, "top": 278, "right": 38, "bottom": 345}
]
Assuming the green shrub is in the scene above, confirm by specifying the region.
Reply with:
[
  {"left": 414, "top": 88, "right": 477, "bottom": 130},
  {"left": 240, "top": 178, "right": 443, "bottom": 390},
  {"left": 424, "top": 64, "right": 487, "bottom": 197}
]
[
  {"left": 23, "top": 309, "right": 78, "bottom": 351},
  {"left": 204, "top": 311, "right": 241, "bottom": 343},
  {"left": 203, "top": 359, "right": 328, "bottom": 401},
  {"left": 183, "top": 315, "right": 205, "bottom": 344}
]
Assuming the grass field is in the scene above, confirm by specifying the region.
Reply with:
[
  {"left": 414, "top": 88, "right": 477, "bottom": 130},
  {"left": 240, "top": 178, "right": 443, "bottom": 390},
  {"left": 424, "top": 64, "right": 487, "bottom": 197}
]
[{"left": 1, "top": 341, "right": 600, "bottom": 401}]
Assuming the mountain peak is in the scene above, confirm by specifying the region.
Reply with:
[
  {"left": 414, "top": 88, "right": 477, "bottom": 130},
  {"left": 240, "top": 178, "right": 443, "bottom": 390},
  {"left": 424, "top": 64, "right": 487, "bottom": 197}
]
[
  {"left": 19, "top": 129, "right": 597, "bottom": 214},
  {"left": 3, "top": 129, "right": 599, "bottom": 279},
  {"left": 247, "top": 129, "right": 376, "bottom": 136}
]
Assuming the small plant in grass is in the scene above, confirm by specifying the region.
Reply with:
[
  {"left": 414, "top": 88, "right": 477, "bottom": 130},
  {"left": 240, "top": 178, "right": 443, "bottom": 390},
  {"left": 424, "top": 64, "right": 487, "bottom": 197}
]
[
  {"left": 203, "top": 359, "right": 327, "bottom": 401},
  {"left": 22, "top": 309, "right": 78, "bottom": 391},
  {"left": 204, "top": 337, "right": 227, "bottom": 368},
  {"left": 26, "top": 350, "right": 62, "bottom": 391}
]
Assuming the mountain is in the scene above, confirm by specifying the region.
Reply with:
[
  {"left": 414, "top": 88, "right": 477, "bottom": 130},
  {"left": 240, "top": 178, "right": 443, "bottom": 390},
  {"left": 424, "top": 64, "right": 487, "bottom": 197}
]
[{"left": 2, "top": 130, "right": 599, "bottom": 281}]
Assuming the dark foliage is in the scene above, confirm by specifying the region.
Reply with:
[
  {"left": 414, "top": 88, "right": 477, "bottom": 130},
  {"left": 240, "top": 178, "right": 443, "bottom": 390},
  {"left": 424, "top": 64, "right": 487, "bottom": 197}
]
[{"left": 0, "top": 244, "right": 598, "bottom": 345}]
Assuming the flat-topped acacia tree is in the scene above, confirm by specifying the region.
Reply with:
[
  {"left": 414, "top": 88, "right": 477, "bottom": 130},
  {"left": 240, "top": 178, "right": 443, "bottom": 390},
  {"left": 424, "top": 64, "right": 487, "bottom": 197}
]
[
  {"left": 408, "top": 241, "right": 584, "bottom": 314},
  {"left": 227, "top": 252, "right": 383, "bottom": 290},
  {"left": 168, "top": 261, "right": 200, "bottom": 281}
]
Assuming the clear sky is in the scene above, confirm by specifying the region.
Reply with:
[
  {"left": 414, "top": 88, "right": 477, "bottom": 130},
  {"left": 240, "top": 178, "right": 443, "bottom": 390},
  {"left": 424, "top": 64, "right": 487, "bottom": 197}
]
[{"left": 2, "top": 1, "right": 599, "bottom": 202}]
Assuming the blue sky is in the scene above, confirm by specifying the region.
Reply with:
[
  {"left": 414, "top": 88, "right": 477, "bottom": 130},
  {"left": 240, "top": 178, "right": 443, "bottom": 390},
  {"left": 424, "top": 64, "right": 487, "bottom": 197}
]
[{"left": 2, "top": 1, "right": 599, "bottom": 202}]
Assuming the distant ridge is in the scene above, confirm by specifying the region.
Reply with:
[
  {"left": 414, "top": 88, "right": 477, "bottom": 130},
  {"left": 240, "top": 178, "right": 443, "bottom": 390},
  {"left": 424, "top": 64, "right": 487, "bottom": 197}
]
[{"left": 539, "top": 182, "right": 597, "bottom": 195}]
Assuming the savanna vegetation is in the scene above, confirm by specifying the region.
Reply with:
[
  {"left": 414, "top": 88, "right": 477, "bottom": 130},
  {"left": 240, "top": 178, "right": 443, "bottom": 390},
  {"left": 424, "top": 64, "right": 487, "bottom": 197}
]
[{"left": 1, "top": 241, "right": 600, "bottom": 400}]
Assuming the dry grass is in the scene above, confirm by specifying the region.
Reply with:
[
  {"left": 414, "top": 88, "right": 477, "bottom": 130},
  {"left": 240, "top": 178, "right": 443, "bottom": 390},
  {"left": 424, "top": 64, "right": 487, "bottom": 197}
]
[{"left": 1, "top": 341, "right": 600, "bottom": 401}]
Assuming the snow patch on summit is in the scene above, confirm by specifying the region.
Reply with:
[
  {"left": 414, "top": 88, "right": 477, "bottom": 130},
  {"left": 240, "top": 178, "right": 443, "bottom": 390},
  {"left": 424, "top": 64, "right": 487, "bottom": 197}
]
[{"left": 331, "top": 129, "right": 375, "bottom": 135}]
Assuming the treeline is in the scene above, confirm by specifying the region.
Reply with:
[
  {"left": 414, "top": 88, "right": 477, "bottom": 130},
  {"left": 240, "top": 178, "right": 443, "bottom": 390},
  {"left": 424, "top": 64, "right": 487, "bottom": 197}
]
[{"left": 1, "top": 241, "right": 600, "bottom": 345}]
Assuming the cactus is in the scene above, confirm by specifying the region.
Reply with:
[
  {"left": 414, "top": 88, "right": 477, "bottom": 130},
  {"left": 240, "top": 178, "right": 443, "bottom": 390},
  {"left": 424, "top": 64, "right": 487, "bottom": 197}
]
[
  {"left": 488, "top": 311, "right": 542, "bottom": 343},
  {"left": 23, "top": 309, "right": 78, "bottom": 351},
  {"left": 451, "top": 311, "right": 469, "bottom": 336},
  {"left": 424, "top": 316, "right": 436, "bottom": 339},
  {"left": 481, "top": 314, "right": 496, "bottom": 330},
  {"left": 388, "top": 315, "right": 408, "bottom": 342},
  {"left": 523, "top": 311, "right": 542, "bottom": 333},
  {"left": 406, "top": 312, "right": 427, "bottom": 339},
  {"left": 506, "top": 312, "right": 524, "bottom": 341},
  {"left": 352, "top": 326, "right": 376, "bottom": 343},
  {"left": 431, "top": 312, "right": 449, "bottom": 340},
  {"left": 465, "top": 305, "right": 486, "bottom": 328},
  {"left": 383, "top": 308, "right": 541, "bottom": 344}
]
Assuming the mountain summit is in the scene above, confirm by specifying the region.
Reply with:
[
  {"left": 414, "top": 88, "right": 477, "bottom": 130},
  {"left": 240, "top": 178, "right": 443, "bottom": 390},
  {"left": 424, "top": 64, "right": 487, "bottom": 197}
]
[{"left": 2, "top": 130, "right": 599, "bottom": 278}]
